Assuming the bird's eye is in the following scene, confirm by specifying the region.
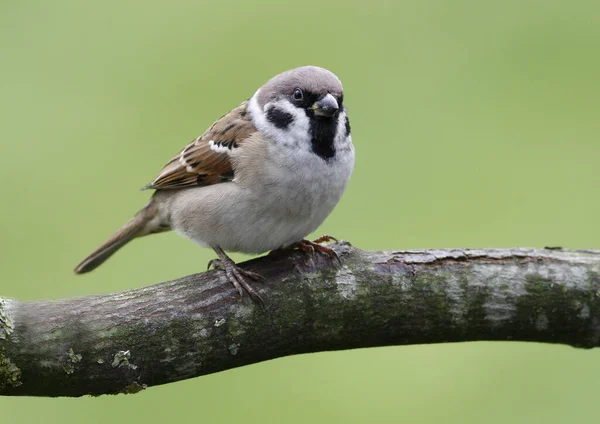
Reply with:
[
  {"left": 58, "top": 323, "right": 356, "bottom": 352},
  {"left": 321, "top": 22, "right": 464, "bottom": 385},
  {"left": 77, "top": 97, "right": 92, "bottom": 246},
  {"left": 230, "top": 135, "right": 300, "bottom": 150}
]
[{"left": 292, "top": 88, "right": 303, "bottom": 101}]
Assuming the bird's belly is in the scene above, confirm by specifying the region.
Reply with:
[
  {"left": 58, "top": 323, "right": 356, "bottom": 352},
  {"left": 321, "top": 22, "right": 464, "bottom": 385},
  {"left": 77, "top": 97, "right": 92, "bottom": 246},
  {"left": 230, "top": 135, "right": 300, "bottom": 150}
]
[
  {"left": 216, "top": 209, "right": 323, "bottom": 253},
  {"left": 168, "top": 169, "right": 346, "bottom": 254}
]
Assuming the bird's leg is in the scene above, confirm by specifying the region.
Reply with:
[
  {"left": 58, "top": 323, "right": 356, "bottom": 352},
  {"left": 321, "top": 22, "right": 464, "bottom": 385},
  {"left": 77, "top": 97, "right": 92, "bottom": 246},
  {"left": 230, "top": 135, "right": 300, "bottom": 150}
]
[
  {"left": 270, "top": 235, "right": 341, "bottom": 265},
  {"left": 208, "top": 246, "right": 265, "bottom": 303}
]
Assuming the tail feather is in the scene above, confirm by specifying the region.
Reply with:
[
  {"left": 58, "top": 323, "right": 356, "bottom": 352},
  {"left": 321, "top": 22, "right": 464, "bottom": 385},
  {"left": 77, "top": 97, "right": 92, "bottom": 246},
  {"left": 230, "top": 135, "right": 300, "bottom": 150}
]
[{"left": 74, "top": 199, "right": 166, "bottom": 274}]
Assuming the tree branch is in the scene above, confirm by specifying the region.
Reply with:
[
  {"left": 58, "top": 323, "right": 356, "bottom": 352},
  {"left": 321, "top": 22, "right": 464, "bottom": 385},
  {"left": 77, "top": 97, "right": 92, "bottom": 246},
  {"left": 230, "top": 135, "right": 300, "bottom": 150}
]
[{"left": 1, "top": 243, "right": 600, "bottom": 397}]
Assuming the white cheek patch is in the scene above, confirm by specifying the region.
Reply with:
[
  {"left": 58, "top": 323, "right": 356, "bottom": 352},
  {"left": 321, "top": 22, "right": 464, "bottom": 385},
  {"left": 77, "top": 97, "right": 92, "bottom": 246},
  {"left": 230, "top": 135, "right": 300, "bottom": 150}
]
[
  {"left": 334, "top": 110, "right": 349, "bottom": 147},
  {"left": 248, "top": 90, "right": 311, "bottom": 150},
  {"left": 271, "top": 100, "right": 311, "bottom": 145},
  {"left": 336, "top": 110, "right": 346, "bottom": 138},
  {"left": 248, "top": 89, "right": 268, "bottom": 130}
]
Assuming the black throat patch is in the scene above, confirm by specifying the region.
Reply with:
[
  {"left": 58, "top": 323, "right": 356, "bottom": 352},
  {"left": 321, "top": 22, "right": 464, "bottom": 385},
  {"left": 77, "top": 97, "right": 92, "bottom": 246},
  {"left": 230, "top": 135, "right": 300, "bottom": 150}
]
[{"left": 309, "top": 113, "right": 339, "bottom": 161}]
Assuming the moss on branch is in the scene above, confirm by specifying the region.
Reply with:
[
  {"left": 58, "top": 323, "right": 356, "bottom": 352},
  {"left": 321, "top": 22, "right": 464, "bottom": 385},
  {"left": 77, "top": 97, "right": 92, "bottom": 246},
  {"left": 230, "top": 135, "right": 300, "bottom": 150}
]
[{"left": 1, "top": 243, "right": 599, "bottom": 397}]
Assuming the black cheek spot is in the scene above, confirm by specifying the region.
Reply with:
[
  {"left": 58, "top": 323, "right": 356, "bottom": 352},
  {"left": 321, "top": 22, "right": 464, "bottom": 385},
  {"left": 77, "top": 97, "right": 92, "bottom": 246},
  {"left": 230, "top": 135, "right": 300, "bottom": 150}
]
[{"left": 266, "top": 107, "right": 294, "bottom": 129}]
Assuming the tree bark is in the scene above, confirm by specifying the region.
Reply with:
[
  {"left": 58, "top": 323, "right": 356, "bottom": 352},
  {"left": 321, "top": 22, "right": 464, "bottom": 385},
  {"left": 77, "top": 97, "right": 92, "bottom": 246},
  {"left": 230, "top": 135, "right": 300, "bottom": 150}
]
[{"left": 1, "top": 243, "right": 599, "bottom": 397}]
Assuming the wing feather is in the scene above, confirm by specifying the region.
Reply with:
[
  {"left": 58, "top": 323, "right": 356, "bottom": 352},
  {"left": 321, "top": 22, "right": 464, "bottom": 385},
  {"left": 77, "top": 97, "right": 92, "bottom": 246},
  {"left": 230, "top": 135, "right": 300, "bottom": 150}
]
[{"left": 144, "top": 101, "right": 256, "bottom": 190}]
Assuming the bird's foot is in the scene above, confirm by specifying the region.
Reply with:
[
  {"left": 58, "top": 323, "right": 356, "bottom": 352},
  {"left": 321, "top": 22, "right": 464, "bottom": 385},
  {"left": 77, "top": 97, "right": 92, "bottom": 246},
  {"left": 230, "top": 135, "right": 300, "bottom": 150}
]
[
  {"left": 272, "top": 235, "right": 341, "bottom": 266},
  {"left": 311, "top": 234, "right": 338, "bottom": 245},
  {"left": 208, "top": 247, "right": 265, "bottom": 304}
]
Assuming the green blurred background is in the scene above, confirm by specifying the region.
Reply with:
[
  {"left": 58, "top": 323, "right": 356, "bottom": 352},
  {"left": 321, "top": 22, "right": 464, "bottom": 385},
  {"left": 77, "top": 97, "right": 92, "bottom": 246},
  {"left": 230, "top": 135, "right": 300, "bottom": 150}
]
[{"left": 2, "top": 0, "right": 600, "bottom": 422}]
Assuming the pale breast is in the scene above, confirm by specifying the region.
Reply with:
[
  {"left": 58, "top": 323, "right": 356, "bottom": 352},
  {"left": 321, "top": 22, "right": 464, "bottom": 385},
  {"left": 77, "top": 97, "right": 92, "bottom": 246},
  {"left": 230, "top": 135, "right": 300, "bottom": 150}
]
[
  {"left": 168, "top": 132, "right": 354, "bottom": 253},
  {"left": 236, "top": 133, "right": 354, "bottom": 221}
]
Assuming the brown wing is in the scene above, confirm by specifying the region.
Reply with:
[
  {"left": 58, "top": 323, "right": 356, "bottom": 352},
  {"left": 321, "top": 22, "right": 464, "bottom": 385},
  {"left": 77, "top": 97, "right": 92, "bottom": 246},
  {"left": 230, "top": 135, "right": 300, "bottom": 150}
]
[{"left": 143, "top": 101, "right": 256, "bottom": 190}]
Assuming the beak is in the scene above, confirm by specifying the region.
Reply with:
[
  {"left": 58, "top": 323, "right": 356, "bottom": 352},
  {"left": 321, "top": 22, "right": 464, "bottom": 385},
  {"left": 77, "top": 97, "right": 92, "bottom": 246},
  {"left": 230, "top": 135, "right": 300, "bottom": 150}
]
[{"left": 311, "top": 93, "right": 339, "bottom": 117}]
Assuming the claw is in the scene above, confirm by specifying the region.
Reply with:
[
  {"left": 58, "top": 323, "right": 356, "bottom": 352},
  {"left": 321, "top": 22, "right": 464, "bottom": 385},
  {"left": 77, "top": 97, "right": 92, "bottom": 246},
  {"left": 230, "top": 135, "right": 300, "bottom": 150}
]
[
  {"left": 211, "top": 247, "right": 264, "bottom": 304},
  {"left": 207, "top": 258, "right": 221, "bottom": 271},
  {"left": 309, "top": 242, "right": 342, "bottom": 266},
  {"left": 275, "top": 236, "right": 342, "bottom": 266},
  {"left": 311, "top": 234, "right": 338, "bottom": 244}
]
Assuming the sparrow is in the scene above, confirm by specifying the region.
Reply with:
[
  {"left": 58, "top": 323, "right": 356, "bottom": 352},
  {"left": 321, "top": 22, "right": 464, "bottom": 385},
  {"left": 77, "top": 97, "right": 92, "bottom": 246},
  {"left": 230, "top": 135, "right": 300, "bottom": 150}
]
[{"left": 74, "top": 66, "right": 355, "bottom": 301}]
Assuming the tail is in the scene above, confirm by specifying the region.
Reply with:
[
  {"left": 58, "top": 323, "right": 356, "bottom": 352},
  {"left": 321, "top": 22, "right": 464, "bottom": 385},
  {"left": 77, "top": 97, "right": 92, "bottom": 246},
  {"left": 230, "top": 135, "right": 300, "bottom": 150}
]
[{"left": 74, "top": 198, "right": 168, "bottom": 274}]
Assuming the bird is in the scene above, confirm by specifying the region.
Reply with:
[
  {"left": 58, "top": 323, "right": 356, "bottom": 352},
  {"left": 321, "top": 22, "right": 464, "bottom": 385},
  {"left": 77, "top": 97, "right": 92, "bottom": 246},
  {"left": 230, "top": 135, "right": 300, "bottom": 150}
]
[{"left": 74, "top": 66, "right": 355, "bottom": 301}]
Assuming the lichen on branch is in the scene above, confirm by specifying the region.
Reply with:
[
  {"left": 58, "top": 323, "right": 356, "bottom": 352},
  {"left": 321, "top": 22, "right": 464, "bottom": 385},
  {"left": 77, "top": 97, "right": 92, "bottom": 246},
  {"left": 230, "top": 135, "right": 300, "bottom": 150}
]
[{"left": 1, "top": 243, "right": 599, "bottom": 397}]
